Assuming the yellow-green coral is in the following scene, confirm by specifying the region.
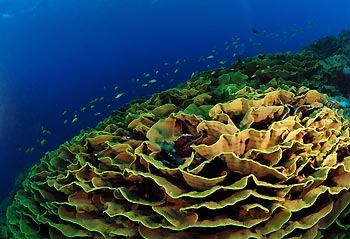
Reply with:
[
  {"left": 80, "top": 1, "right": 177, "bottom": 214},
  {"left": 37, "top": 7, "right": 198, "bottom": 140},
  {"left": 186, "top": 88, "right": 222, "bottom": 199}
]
[{"left": 6, "top": 85, "right": 350, "bottom": 238}]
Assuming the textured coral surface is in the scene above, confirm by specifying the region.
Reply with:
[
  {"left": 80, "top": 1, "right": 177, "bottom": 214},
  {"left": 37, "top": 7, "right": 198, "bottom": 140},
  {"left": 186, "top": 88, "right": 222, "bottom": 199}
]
[
  {"left": 5, "top": 30, "right": 350, "bottom": 239},
  {"left": 6, "top": 85, "right": 350, "bottom": 239}
]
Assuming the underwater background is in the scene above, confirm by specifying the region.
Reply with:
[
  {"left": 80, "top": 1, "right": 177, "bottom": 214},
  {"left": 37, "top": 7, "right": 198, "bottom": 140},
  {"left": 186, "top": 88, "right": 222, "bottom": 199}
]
[{"left": 1, "top": 0, "right": 350, "bottom": 238}]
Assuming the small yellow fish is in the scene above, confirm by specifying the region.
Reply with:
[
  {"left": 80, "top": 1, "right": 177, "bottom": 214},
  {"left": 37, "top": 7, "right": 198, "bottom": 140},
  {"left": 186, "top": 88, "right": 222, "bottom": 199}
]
[
  {"left": 64, "top": 119, "right": 68, "bottom": 125},
  {"left": 25, "top": 147, "right": 35, "bottom": 153},
  {"left": 72, "top": 115, "right": 78, "bottom": 124},
  {"left": 136, "top": 78, "right": 140, "bottom": 82},
  {"left": 107, "top": 104, "right": 111, "bottom": 108},
  {"left": 148, "top": 79, "right": 157, "bottom": 83},
  {"left": 174, "top": 69, "right": 179, "bottom": 74},
  {"left": 89, "top": 98, "right": 98, "bottom": 104},
  {"left": 42, "top": 130, "right": 51, "bottom": 135},
  {"left": 41, "top": 127, "right": 48, "bottom": 134},
  {"left": 90, "top": 105, "right": 95, "bottom": 109},
  {"left": 62, "top": 110, "right": 67, "bottom": 116},
  {"left": 94, "top": 112, "right": 101, "bottom": 116},
  {"left": 211, "top": 71, "right": 216, "bottom": 75},
  {"left": 114, "top": 85, "right": 119, "bottom": 91},
  {"left": 99, "top": 97, "right": 104, "bottom": 101},
  {"left": 164, "top": 62, "right": 169, "bottom": 66},
  {"left": 225, "top": 46, "right": 230, "bottom": 51},
  {"left": 145, "top": 73, "right": 151, "bottom": 78},
  {"left": 234, "top": 44, "right": 239, "bottom": 49},
  {"left": 40, "top": 139, "right": 47, "bottom": 145},
  {"left": 155, "top": 70, "right": 159, "bottom": 75},
  {"left": 80, "top": 107, "right": 87, "bottom": 112},
  {"left": 142, "top": 83, "right": 148, "bottom": 87},
  {"left": 183, "top": 58, "right": 187, "bottom": 62},
  {"left": 115, "top": 93, "right": 125, "bottom": 99},
  {"left": 175, "top": 60, "right": 180, "bottom": 64},
  {"left": 232, "top": 53, "right": 237, "bottom": 58},
  {"left": 219, "top": 61, "right": 227, "bottom": 65},
  {"left": 207, "top": 55, "right": 214, "bottom": 59},
  {"left": 191, "top": 72, "right": 195, "bottom": 78}
]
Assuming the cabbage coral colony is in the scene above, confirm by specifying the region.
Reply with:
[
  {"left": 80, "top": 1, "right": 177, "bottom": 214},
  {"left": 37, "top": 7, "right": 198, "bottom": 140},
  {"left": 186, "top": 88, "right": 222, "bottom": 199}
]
[{"left": 4, "top": 30, "right": 350, "bottom": 239}]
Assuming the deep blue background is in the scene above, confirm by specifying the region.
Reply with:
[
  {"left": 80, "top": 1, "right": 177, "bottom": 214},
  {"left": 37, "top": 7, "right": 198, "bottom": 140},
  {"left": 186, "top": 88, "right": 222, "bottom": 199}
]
[{"left": 0, "top": 0, "right": 349, "bottom": 201}]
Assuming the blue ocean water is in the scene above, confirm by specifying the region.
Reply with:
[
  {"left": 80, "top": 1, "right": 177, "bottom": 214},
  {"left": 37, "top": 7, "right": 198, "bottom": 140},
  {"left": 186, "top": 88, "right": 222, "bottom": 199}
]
[{"left": 0, "top": 0, "right": 349, "bottom": 203}]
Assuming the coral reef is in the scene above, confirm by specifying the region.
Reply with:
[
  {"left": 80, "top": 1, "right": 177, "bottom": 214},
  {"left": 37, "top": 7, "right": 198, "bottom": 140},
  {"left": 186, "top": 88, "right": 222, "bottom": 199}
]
[
  {"left": 5, "top": 85, "right": 350, "bottom": 238},
  {"left": 301, "top": 30, "right": 350, "bottom": 96},
  {"left": 304, "top": 30, "right": 350, "bottom": 59},
  {"left": 5, "top": 30, "right": 350, "bottom": 238}
]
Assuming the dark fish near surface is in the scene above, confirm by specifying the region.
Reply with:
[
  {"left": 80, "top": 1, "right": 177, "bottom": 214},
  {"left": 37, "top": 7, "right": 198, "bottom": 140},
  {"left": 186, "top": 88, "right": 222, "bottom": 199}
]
[{"left": 252, "top": 28, "right": 260, "bottom": 35}]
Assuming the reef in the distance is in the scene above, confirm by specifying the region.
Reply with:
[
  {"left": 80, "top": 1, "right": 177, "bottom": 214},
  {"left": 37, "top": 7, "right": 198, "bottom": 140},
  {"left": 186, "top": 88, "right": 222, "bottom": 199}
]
[{"left": 3, "top": 30, "right": 350, "bottom": 239}]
